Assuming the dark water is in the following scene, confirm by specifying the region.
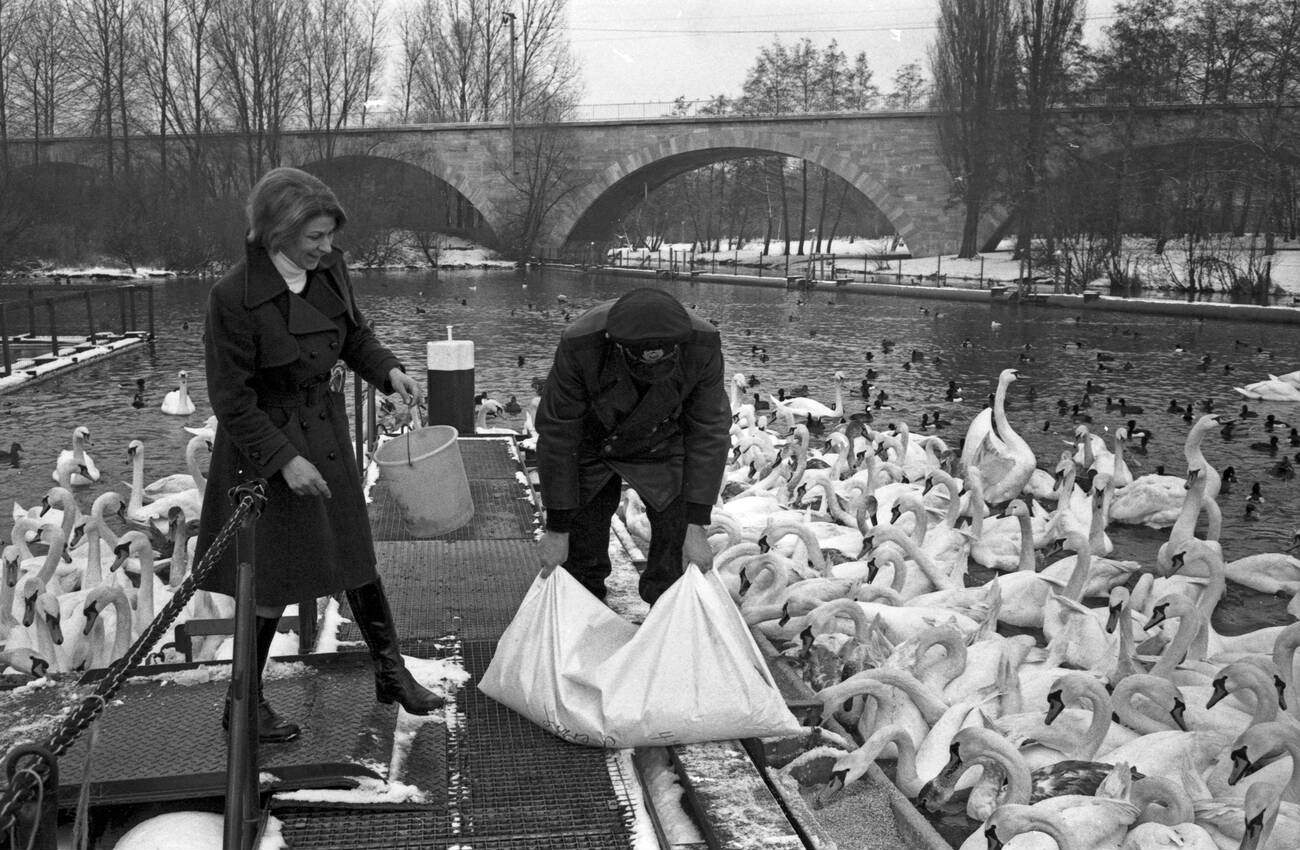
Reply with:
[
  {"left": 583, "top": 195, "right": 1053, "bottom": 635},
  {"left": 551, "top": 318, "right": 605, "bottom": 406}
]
[{"left": 2, "top": 268, "right": 1296, "bottom": 633}]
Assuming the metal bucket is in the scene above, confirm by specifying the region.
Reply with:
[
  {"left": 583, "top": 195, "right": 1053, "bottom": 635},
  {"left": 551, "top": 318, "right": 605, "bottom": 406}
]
[{"left": 374, "top": 425, "right": 474, "bottom": 537}]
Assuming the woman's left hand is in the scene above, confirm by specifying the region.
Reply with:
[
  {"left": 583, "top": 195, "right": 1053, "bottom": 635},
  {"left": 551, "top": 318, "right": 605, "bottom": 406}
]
[{"left": 389, "top": 368, "right": 422, "bottom": 407}]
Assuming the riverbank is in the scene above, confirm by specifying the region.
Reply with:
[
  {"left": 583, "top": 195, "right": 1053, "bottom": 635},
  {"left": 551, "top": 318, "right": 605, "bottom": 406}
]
[{"left": 585, "top": 263, "right": 1300, "bottom": 325}]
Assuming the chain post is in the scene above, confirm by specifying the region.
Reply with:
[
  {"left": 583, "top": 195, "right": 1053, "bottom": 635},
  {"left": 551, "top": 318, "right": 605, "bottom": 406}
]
[{"left": 224, "top": 480, "right": 266, "bottom": 850}]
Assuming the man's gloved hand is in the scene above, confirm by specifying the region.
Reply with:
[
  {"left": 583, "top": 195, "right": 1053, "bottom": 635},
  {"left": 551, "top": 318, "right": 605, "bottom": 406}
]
[
  {"left": 537, "top": 530, "right": 570, "bottom": 578},
  {"left": 682, "top": 523, "right": 714, "bottom": 572}
]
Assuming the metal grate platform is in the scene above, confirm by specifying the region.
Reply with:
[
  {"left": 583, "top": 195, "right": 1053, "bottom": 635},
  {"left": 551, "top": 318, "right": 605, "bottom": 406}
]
[
  {"left": 333, "top": 540, "right": 541, "bottom": 645},
  {"left": 275, "top": 640, "right": 636, "bottom": 850},
  {"left": 455, "top": 437, "right": 527, "bottom": 479},
  {"left": 55, "top": 655, "right": 401, "bottom": 808},
  {"left": 369, "top": 478, "right": 538, "bottom": 542}
]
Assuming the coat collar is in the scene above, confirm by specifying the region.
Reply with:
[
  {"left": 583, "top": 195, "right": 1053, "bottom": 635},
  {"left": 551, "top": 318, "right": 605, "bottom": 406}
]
[
  {"left": 242, "top": 241, "right": 343, "bottom": 309},
  {"left": 591, "top": 344, "right": 684, "bottom": 435}
]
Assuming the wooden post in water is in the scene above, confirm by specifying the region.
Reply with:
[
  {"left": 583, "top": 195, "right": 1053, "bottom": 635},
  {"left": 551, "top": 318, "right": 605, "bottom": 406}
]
[
  {"left": 118, "top": 288, "right": 128, "bottom": 333},
  {"left": 27, "top": 287, "right": 36, "bottom": 336},
  {"left": 46, "top": 299, "right": 58, "bottom": 355},
  {"left": 84, "top": 291, "right": 95, "bottom": 338},
  {"left": 128, "top": 286, "right": 138, "bottom": 332},
  {"left": 146, "top": 286, "right": 156, "bottom": 338},
  {"left": 0, "top": 305, "right": 10, "bottom": 376}
]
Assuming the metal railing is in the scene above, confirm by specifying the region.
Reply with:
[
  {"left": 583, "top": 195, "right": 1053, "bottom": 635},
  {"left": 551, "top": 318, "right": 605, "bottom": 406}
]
[{"left": 0, "top": 284, "right": 156, "bottom": 378}]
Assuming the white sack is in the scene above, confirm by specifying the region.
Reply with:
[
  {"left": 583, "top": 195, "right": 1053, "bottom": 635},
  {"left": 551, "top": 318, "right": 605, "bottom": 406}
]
[{"left": 478, "top": 565, "right": 802, "bottom": 748}]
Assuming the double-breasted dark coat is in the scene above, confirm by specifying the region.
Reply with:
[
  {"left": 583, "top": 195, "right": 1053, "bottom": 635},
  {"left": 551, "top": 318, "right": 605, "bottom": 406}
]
[
  {"left": 534, "top": 300, "right": 730, "bottom": 520},
  {"left": 194, "top": 242, "right": 402, "bottom": 605}
]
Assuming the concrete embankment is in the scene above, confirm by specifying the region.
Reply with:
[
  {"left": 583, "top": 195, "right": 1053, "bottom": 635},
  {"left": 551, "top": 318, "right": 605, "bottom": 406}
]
[{"left": 584, "top": 265, "right": 1300, "bottom": 325}]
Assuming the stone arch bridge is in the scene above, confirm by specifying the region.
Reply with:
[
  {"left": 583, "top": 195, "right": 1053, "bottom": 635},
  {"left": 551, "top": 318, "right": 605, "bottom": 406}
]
[{"left": 29, "top": 104, "right": 1296, "bottom": 257}]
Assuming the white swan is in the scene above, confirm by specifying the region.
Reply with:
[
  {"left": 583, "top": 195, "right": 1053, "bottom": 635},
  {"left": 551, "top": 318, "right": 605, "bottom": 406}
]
[
  {"left": 142, "top": 434, "right": 210, "bottom": 501},
  {"left": 161, "top": 370, "right": 196, "bottom": 415},
  {"left": 53, "top": 425, "right": 100, "bottom": 486},
  {"left": 961, "top": 368, "right": 1036, "bottom": 504},
  {"left": 1107, "top": 429, "right": 1186, "bottom": 528},
  {"left": 1224, "top": 551, "right": 1300, "bottom": 594},
  {"left": 125, "top": 439, "right": 203, "bottom": 534},
  {"left": 767, "top": 372, "right": 846, "bottom": 423},
  {"left": 1235, "top": 375, "right": 1300, "bottom": 401},
  {"left": 974, "top": 798, "right": 1140, "bottom": 850}
]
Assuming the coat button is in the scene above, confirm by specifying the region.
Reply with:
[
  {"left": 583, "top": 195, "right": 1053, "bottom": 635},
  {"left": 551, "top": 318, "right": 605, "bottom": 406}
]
[
  {"left": 327, "top": 451, "right": 337, "bottom": 460},
  {"left": 319, "top": 411, "right": 328, "bottom": 420},
  {"left": 301, "top": 421, "right": 310, "bottom": 431},
  {"left": 309, "top": 351, "right": 317, "bottom": 359},
  {"left": 251, "top": 450, "right": 261, "bottom": 459},
  {"left": 329, "top": 341, "right": 338, "bottom": 349}
]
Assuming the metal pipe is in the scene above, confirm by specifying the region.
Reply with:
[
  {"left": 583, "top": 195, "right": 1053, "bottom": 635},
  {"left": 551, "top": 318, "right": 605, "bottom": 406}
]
[
  {"left": 366, "top": 383, "right": 378, "bottom": 460},
  {"left": 354, "top": 371, "right": 365, "bottom": 476},
  {"left": 223, "top": 488, "right": 263, "bottom": 850}
]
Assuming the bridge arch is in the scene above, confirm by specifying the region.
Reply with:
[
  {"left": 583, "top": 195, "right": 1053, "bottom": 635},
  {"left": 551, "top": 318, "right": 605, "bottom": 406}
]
[
  {"left": 298, "top": 154, "right": 497, "bottom": 243},
  {"left": 543, "top": 125, "right": 940, "bottom": 255}
]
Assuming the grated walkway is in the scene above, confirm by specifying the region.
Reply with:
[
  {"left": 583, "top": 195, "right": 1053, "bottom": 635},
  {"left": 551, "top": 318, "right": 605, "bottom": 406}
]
[{"left": 276, "top": 436, "right": 637, "bottom": 849}]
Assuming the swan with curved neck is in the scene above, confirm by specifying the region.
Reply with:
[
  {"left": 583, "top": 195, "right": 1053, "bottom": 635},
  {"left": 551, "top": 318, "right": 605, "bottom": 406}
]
[
  {"left": 995, "top": 673, "right": 1136, "bottom": 762},
  {"left": 53, "top": 425, "right": 100, "bottom": 486},
  {"left": 142, "top": 434, "right": 210, "bottom": 501},
  {"left": 960, "top": 368, "right": 1036, "bottom": 504},
  {"left": 980, "top": 800, "right": 1139, "bottom": 850},
  {"left": 1155, "top": 467, "right": 1215, "bottom": 574},
  {"left": 818, "top": 724, "right": 925, "bottom": 803}
]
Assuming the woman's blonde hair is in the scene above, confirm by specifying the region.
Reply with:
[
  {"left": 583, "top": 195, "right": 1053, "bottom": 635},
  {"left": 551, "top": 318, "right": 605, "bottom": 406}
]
[{"left": 246, "top": 167, "right": 348, "bottom": 252}]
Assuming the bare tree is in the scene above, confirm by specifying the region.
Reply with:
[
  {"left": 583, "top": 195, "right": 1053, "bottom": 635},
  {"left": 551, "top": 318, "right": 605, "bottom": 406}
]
[
  {"left": 886, "top": 61, "right": 931, "bottom": 109},
  {"left": 390, "top": 5, "right": 426, "bottom": 123},
  {"left": 209, "top": 0, "right": 301, "bottom": 177},
  {"left": 68, "top": 0, "right": 141, "bottom": 176},
  {"left": 1009, "top": 0, "right": 1085, "bottom": 259},
  {"left": 11, "top": 0, "right": 76, "bottom": 159},
  {"left": 297, "top": 0, "right": 384, "bottom": 158},
  {"left": 930, "top": 0, "right": 1015, "bottom": 257},
  {"left": 0, "top": 0, "right": 37, "bottom": 170}
]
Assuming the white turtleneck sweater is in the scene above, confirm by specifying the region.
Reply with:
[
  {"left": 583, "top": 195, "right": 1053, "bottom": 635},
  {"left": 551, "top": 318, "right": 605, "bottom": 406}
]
[{"left": 271, "top": 251, "right": 308, "bottom": 294}]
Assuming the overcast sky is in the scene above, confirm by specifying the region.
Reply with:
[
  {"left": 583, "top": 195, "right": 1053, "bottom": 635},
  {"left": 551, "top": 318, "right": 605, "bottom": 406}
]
[{"left": 564, "top": 0, "right": 1119, "bottom": 106}]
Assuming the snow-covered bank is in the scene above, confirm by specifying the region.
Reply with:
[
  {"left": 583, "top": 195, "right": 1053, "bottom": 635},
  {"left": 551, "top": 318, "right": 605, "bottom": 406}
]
[{"left": 610, "top": 235, "right": 1300, "bottom": 299}]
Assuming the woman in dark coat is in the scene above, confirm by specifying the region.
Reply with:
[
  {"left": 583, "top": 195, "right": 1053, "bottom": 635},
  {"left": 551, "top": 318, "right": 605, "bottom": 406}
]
[{"left": 194, "top": 167, "right": 442, "bottom": 743}]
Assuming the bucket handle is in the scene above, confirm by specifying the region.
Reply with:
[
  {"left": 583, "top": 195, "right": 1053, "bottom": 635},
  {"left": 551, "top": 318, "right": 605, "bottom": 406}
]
[{"left": 403, "top": 398, "right": 428, "bottom": 468}]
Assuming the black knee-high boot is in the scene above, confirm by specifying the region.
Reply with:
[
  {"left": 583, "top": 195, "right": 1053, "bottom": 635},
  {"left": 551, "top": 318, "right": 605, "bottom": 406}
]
[
  {"left": 222, "top": 615, "right": 301, "bottom": 743},
  {"left": 345, "top": 579, "right": 444, "bottom": 715}
]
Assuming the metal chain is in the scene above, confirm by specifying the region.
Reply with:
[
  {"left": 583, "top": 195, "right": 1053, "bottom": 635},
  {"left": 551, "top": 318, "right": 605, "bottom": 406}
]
[{"left": 0, "top": 485, "right": 265, "bottom": 838}]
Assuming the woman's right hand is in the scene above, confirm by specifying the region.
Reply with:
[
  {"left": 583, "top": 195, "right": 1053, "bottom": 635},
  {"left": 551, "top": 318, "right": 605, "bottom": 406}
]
[{"left": 281, "top": 456, "right": 332, "bottom": 499}]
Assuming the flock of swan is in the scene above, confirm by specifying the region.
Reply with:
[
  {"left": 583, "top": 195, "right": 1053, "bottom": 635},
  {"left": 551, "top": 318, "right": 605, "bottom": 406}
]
[
  {"left": 3, "top": 339, "right": 1298, "bottom": 849},
  {"left": 3, "top": 412, "right": 234, "bottom": 681},
  {"left": 613, "top": 366, "right": 1300, "bottom": 850}
]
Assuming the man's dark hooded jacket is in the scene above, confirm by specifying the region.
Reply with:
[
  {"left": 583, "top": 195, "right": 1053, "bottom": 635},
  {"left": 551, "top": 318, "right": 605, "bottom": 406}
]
[{"left": 535, "top": 292, "right": 730, "bottom": 531}]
